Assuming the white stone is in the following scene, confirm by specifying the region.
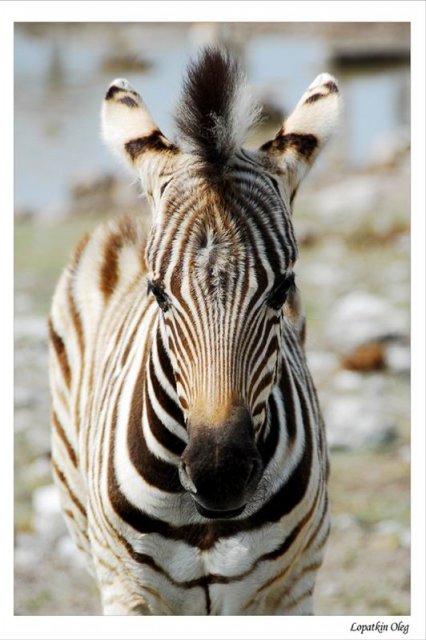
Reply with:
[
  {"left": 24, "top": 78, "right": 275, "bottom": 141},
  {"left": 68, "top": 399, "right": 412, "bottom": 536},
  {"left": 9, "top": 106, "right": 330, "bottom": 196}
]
[
  {"left": 26, "top": 457, "right": 52, "bottom": 485},
  {"left": 32, "top": 484, "right": 67, "bottom": 541},
  {"left": 385, "top": 343, "right": 410, "bottom": 374},
  {"left": 331, "top": 370, "right": 363, "bottom": 392},
  {"left": 324, "top": 394, "right": 397, "bottom": 450},
  {"left": 56, "top": 534, "right": 87, "bottom": 568},
  {"left": 306, "top": 350, "right": 339, "bottom": 376},
  {"left": 368, "top": 126, "right": 410, "bottom": 167},
  {"left": 14, "top": 316, "right": 48, "bottom": 342},
  {"left": 326, "top": 291, "right": 408, "bottom": 352}
]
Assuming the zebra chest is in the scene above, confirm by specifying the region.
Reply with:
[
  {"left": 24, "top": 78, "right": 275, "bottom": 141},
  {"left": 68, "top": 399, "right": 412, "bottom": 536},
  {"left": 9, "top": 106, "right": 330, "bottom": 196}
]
[{"left": 121, "top": 530, "right": 270, "bottom": 615}]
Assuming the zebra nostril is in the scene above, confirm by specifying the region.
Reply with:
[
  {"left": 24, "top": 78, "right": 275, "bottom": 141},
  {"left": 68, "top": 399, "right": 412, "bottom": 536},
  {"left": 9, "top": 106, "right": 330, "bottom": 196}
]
[{"left": 179, "top": 461, "right": 198, "bottom": 494}]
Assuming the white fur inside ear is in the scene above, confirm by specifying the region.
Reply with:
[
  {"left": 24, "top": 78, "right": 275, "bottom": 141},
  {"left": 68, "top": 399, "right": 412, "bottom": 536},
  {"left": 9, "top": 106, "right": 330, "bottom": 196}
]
[{"left": 308, "top": 73, "right": 338, "bottom": 91}]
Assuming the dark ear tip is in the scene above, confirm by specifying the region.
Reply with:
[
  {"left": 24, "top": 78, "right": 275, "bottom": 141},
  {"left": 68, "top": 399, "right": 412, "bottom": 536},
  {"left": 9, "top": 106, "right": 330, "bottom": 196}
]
[{"left": 105, "top": 85, "right": 124, "bottom": 101}]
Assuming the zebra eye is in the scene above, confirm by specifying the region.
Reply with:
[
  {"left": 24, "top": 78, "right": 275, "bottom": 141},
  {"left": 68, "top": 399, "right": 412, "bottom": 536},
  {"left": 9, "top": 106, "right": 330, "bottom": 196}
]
[
  {"left": 267, "top": 273, "right": 295, "bottom": 310},
  {"left": 147, "top": 280, "right": 170, "bottom": 311}
]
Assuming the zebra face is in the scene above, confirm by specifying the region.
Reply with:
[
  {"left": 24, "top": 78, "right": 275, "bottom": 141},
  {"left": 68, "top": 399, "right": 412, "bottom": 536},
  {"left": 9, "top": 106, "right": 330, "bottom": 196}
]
[
  {"left": 101, "top": 49, "right": 340, "bottom": 517},
  {"left": 143, "top": 176, "right": 298, "bottom": 516}
]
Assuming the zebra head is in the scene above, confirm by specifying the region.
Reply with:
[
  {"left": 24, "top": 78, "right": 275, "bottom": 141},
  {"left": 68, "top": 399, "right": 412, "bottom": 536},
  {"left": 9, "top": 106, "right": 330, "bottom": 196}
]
[{"left": 102, "top": 48, "right": 340, "bottom": 518}]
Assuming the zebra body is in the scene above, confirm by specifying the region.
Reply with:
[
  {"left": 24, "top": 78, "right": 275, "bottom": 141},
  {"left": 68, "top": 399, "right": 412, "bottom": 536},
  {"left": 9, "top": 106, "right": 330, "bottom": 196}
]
[{"left": 49, "top": 49, "right": 340, "bottom": 615}]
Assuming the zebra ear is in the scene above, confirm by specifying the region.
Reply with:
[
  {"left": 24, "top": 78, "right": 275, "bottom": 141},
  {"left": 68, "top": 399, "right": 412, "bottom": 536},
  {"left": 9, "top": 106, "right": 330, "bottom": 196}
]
[
  {"left": 101, "top": 78, "right": 180, "bottom": 177},
  {"left": 259, "top": 73, "right": 341, "bottom": 199}
]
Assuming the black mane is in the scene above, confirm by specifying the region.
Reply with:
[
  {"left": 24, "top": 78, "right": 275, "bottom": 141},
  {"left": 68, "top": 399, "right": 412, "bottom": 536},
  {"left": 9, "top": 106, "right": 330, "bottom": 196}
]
[{"left": 175, "top": 47, "right": 258, "bottom": 168}]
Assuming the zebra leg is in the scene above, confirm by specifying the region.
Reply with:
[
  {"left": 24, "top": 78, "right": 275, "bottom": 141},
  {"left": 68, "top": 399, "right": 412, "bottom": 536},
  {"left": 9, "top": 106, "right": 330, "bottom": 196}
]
[{"left": 99, "top": 578, "right": 152, "bottom": 615}]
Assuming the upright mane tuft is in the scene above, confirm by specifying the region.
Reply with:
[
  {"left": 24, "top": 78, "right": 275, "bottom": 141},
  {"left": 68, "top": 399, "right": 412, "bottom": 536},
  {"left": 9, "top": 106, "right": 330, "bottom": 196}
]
[{"left": 175, "top": 47, "right": 261, "bottom": 168}]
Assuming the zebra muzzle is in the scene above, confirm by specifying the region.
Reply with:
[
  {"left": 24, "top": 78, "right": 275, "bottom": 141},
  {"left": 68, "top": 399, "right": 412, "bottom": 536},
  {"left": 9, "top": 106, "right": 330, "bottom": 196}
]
[{"left": 179, "top": 407, "right": 264, "bottom": 518}]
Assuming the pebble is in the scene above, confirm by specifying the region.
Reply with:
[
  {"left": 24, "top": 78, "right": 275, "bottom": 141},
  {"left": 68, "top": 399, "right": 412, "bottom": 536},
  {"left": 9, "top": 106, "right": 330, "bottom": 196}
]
[
  {"left": 324, "top": 395, "right": 397, "bottom": 450},
  {"left": 385, "top": 343, "right": 410, "bottom": 374},
  {"left": 15, "top": 316, "right": 48, "bottom": 343},
  {"left": 306, "top": 350, "right": 339, "bottom": 377},
  {"left": 26, "top": 457, "right": 52, "bottom": 485},
  {"left": 32, "top": 484, "right": 67, "bottom": 542},
  {"left": 326, "top": 291, "right": 407, "bottom": 353},
  {"left": 56, "top": 535, "right": 87, "bottom": 568},
  {"left": 341, "top": 342, "right": 386, "bottom": 372},
  {"left": 331, "top": 370, "right": 363, "bottom": 392}
]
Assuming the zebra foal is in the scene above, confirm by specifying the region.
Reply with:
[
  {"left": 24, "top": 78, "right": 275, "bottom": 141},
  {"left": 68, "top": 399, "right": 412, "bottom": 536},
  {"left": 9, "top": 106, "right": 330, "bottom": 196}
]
[{"left": 49, "top": 48, "right": 341, "bottom": 615}]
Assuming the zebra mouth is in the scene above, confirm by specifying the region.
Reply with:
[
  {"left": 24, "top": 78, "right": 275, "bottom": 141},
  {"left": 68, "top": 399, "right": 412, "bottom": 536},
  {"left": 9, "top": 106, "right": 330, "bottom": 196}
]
[{"left": 194, "top": 501, "right": 246, "bottom": 520}]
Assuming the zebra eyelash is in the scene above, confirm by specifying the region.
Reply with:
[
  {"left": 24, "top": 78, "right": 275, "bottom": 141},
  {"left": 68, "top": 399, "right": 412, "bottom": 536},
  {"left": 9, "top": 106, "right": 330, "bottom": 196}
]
[
  {"left": 147, "top": 280, "right": 170, "bottom": 311},
  {"left": 267, "top": 272, "right": 296, "bottom": 310}
]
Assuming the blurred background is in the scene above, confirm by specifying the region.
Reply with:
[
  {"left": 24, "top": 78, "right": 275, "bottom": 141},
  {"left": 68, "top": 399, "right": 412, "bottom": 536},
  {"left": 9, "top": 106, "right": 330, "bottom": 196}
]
[{"left": 14, "top": 22, "right": 410, "bottom": 615}]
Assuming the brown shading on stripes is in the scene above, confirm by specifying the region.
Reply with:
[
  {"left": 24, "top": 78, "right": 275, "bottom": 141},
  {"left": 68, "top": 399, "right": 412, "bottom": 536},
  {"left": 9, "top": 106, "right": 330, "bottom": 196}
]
[
  {"left": 48, "top": 317, "right": 71, "bottom": 389},
  {"left": 63, "top": 509, "right": 90, "bottom": 546},
  {"left": 67, "top": 279, "right": 84, "bottom": 437},
  {"left": 125, "top": 131, "right": 178, "bottom": 161},
  {"left": 52, "top": 460, "right": 86, "bottom": 518},
  {"left": 70, "top": 232, "right": 90, "bottom": 273},
  {"left": 261, "top": 133, "right": 318, "bottom": 160},
  {"left": 265, "top": 560, "right": 321, "bottom": 612},
  {"left": 284, "top": 585, "right": 313, "bottom": 612},
  {"left": 100, "top": 232, "right": 123, "bottom": 301},
  {"left": 52, "top": 410, "right": 78, "bottom": 467}
]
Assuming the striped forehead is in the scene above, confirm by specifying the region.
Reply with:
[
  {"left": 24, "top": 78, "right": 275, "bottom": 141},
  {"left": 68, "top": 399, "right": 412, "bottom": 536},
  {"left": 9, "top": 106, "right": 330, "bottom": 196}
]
[{"left": 148, "top": 164, "right": 298, "bottom": 281}]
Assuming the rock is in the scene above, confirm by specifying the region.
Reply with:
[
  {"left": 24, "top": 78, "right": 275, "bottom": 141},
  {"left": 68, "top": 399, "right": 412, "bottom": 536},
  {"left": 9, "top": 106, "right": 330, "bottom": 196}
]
[
  {"left": 326, "top": 291, "right": 407, "bottom": 353},
  {"left": 341, "top": 342, "right": 386, "bottom": 372},
  {"left": 306, "top": 351, "right": 339, "bottom": 381},
  {"left": 368, "top": 126, "right": 410, "bottom": 168},
  {"left": 311, "top": 175, "right": 382, "bottom": 221},
  {"left": 332, "top": 513, "right": 359, "bottom": 531},
  {"left": 56, "top": 535, "right": 87, "bottom": 568},
  {"left": 15, "top": 208, "right": 35, "bottom": 221},
  {"left": 299, "top": 170, "right": 409, "bottom": 242},
  {"left": 15, "top": 293, "right": 34, "bottom": 314},
  {"left": 70, "top": 172, "right": 116, "bottom": 200},
  {"left": 15, "top": 386, "right": 39, "bottom": 409},
  {"left": 100, "top": 54, "right": 153, "bottom": 74},
  {"left": 15, "top": 533, "right": 43, "bottom": 568},
  {"left": 14, "top": 316, "right": 48, "bottom": 343},
  {"left": 374, "top": 521, "right": 410, "bottom": 549},
  {"left": 32, "top": 484, "right": 66, "bottom": 542},
  {"left": 26, "top": 457, "right": 52, "bottom": 485},
  {"left": 324, "top": 394, "right": 397, "bottom": 450},
  {"left": 331, "top": 370, "right": 363, "bottom": 392},
  {"left": 67, "top": 170, "right": 144, "bottom": 218},
  {"left": 384, "top": 343, "right": 410, "bottom": 374}
]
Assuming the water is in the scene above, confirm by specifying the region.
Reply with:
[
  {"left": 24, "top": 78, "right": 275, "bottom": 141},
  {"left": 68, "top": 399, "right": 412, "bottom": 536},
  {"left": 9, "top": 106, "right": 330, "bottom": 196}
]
[{"left": 14, "top": 23, "right": 409, "bottom": 214}]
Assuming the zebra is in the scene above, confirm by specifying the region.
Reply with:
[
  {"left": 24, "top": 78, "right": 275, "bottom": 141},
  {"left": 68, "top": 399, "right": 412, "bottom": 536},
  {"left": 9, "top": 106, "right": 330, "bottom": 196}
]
[{"left": 48, "top": 48, "right": 341, "bottom": 615}]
